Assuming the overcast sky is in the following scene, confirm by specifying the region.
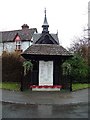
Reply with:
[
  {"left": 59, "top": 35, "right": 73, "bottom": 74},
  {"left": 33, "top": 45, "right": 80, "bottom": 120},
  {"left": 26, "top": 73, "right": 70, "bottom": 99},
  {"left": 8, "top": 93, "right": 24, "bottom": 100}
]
[{"left": 0, "top": 0, "right": 89, "bottom": 48}]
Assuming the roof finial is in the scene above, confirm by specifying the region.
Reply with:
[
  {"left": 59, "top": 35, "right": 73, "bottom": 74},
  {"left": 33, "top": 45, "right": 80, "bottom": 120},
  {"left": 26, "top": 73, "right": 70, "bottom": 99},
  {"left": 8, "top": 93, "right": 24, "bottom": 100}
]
[
  {"left": 44, "top": 8, "right": 46, "bottom": 16},
  {"left": 42, "top": 8, "right": 49, "bottom": 33}
]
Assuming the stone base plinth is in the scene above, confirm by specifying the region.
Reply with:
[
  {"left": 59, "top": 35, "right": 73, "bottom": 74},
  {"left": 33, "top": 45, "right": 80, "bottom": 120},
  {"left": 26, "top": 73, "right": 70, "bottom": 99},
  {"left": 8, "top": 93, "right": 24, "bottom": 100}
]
[
  {"left": 32, "top": 88, "right": 61, "bottom": 91},
  {"left": 30, "top": 85, "right": 62, "bottom": 91}
]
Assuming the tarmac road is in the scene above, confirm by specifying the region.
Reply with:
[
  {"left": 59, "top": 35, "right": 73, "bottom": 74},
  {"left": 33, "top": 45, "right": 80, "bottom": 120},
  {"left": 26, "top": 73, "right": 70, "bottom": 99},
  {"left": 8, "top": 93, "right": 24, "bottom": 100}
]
[
  {"left": 1, "top": 88, "right": 89, "bottom": 105},
  {"left": 1, "top": 88, "right": 89, "bottom": 119},
  {"left": 2, "top": 102, "right": 89, "bottom": 118}
]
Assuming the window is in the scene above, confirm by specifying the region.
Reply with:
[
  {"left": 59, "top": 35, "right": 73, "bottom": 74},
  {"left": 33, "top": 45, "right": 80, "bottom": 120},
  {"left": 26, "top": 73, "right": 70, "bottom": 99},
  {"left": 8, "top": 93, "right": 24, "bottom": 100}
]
[
  {"left": 15, "top": 35, "right": 21, "bottom": 50},
  {"left": 16, "top": 41, "right": 21, "bottom": 50}
]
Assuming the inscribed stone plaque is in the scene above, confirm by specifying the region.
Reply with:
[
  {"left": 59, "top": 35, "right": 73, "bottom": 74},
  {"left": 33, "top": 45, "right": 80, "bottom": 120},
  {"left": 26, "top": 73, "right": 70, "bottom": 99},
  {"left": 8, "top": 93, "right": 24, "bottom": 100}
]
[{"left": 39, "top": 61, "right": 53, "bottom": 85}]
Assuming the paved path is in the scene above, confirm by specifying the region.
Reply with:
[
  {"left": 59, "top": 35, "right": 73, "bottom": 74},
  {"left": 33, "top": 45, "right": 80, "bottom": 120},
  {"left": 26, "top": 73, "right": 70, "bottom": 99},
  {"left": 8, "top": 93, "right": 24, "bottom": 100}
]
[{"left": 0, "top": 88, "right": 89, "bottom": 105}]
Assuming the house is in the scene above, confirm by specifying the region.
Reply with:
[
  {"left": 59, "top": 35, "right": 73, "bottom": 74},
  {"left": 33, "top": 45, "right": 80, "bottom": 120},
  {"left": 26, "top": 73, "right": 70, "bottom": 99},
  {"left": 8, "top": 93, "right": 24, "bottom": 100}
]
[
  {"left": 21, "top": 9, "right": 72, "bottom": 91},
  {"left": 0, "top": 24, "right": 37, "bottom": 55}
]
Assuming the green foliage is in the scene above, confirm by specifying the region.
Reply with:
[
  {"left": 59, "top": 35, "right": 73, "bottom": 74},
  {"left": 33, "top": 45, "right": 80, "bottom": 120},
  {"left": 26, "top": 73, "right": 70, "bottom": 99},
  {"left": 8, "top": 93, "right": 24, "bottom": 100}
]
[
  {"left": 23, "top": 61, "right": 33, "bottom": 75},
  {"left": 62, "top": 62, "right": 71, "bottom": 75},
  {"left": 63, "top": 54, "right": 88, "bottom": 83}
]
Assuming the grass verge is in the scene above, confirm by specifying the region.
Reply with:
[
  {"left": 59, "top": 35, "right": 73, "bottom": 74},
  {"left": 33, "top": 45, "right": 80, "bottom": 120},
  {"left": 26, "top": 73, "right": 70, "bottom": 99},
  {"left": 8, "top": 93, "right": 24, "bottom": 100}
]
[
  {"left": 0, "top": 82, "right": 20, "bottom": 91},
  {"left": 72, "top": 83, "right": 89, "bottom": 91}
]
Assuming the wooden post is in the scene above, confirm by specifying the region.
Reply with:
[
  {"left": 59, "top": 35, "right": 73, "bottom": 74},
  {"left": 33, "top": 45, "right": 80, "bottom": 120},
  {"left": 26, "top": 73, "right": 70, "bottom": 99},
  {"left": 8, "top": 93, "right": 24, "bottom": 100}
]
[
  {"left": 70, "top": 75, "right": 72, "bottom": 92},
  {"left": 20, "top": 66, "right": 24, "bottom": 91}
]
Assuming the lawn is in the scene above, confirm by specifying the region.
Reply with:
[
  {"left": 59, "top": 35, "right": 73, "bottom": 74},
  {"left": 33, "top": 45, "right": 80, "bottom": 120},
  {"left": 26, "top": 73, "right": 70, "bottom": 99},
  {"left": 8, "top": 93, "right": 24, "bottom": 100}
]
[
  {"left": 72, "top": 83, "right": 89, "bottom": 91},
  {"left": 0, "top": 82, "right": 20, "bottom": 91}
]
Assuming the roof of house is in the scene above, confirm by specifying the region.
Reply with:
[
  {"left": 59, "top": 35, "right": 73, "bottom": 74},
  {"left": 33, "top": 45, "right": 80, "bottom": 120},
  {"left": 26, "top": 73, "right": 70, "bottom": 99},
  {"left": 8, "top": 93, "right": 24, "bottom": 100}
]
[
  {"left": 22, "top": 44, "right": 72, "bottom": 56},
  {"left": 0, "top": 25, "right": 37, "bottom": 42},
  {"left": 33, "top": 33, "right": 59, "bottom": 44}
]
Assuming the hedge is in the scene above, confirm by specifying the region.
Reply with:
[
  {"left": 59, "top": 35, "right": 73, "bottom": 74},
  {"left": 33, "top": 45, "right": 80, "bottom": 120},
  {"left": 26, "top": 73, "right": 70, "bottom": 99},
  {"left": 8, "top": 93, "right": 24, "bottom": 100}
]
[{"left": 2, "top": 51, "right": 24, "bottom": 82}]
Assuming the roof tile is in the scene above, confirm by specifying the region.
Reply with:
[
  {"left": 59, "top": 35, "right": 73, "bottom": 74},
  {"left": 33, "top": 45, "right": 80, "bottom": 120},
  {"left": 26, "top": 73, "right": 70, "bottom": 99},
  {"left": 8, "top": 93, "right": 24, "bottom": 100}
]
[
  {"left": 0, "top": 28, "right": 37, "bottom": 42},
  {"left": 23, "top": 44, "right": 72, "bottom": 56}
]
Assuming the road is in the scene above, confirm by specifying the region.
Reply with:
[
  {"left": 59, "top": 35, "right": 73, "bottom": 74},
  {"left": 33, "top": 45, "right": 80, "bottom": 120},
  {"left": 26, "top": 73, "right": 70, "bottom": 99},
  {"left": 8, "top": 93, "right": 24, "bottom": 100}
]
[{"left": 2, "top": 102, "right": 89, "bottom": 118}]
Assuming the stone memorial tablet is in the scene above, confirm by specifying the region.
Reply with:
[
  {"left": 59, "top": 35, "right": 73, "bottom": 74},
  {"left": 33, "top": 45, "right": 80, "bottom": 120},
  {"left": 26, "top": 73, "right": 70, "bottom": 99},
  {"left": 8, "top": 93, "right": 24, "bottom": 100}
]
[{"left": 39, "top": 61, "right": 53, "bottom": 85}]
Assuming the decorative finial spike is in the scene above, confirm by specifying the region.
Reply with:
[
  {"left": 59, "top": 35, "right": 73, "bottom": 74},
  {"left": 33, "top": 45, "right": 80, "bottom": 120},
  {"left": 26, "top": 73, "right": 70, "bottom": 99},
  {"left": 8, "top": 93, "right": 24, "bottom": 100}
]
[
  {"left": 42, "top": 8, "right": 49, "bottom": 33},
  {"left": 44, "top": 8, "right": 46, "bottom": 16}
]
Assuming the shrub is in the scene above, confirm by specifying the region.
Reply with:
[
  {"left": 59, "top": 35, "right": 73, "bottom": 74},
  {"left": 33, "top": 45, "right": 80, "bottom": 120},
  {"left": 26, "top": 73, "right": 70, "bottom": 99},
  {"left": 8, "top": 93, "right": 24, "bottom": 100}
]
[
  {"left": 63, "top": 54, "right": 88, "bottom": 83},
  {"left": 2, "top": 51, "right": 24, "bottom": 82}
]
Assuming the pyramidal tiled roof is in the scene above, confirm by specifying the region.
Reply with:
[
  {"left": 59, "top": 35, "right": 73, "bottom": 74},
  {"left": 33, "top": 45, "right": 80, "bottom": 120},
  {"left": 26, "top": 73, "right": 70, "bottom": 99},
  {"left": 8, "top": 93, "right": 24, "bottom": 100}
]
[{"left": 22, "top": 44, "right": 72, "bottom": 56}]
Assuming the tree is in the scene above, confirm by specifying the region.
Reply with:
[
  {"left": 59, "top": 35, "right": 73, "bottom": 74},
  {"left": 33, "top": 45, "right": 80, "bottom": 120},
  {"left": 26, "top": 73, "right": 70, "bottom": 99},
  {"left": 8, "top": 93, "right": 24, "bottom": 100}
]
[
  {"left": 68, "top": 36, "right": 88, "bottom": 63},
  {"left": 68, "top": 28, "right": 90, "bottom": 83},
  {"left": 65, "top": 54, "right": 88, "bottom": 83}
]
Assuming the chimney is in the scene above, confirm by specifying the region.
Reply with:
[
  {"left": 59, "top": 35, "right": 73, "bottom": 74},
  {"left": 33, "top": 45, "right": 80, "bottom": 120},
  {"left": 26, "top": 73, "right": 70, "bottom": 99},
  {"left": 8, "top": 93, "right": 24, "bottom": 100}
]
[{"left": 21, "top": 24, "right": 29, "bottom": 29}]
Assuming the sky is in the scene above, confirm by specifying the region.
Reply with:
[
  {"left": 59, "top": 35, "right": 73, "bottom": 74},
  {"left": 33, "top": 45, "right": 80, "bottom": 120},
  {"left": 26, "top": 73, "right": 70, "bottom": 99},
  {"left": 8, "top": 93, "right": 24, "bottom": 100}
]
[{"left": 0, "top": 0, "right": 89, "bottom": 48}]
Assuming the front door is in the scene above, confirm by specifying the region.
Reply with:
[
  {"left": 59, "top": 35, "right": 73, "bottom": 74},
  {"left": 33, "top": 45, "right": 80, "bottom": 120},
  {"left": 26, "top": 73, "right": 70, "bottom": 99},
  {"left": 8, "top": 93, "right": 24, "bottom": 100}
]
[{"left": 39, "top": 61, "right": 53, "bottom": 86}]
